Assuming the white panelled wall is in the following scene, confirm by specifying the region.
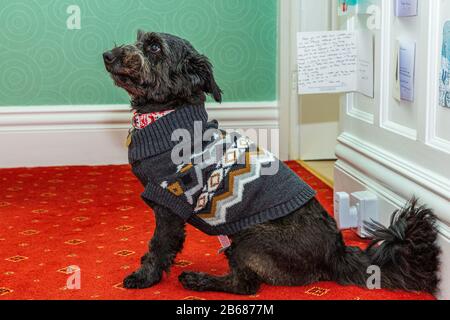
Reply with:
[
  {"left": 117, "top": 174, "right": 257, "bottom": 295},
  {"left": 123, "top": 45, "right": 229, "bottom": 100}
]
[{"left": 334, "top": 0, "right": 450, "bottom": 299}]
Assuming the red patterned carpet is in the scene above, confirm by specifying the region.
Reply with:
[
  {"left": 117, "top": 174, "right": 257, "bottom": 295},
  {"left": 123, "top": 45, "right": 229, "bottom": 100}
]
[{"left": 0, "top": 161, "right": 434, "bottom": 300}]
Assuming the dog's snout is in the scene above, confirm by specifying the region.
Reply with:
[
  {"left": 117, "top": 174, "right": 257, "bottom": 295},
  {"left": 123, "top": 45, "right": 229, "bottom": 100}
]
[{"left": 103, "top": 51, "right": 115, "bottom": 64}]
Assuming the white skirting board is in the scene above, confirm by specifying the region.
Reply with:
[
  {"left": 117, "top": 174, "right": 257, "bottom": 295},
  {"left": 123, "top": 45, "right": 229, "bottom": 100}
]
[
  {"left": 0, "top": 102, "right": 279, "bottom": 168},
  {"left": 335, "top": 133, "right": 450, "bottom": 300}
]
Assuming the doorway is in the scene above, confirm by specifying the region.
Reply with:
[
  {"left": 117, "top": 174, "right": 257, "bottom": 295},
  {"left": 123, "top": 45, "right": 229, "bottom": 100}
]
[{"left": 279, "top": 0, "right": 339, "bottom": 184}]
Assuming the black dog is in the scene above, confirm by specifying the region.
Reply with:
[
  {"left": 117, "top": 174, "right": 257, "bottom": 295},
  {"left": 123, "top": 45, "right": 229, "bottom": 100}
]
[{"left": 103, "top": 31, "right": 440, "bottom": 295}]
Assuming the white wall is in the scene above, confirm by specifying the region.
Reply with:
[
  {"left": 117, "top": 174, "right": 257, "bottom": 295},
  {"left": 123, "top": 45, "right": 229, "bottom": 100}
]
[{"left": 334, "top": 0, "right": 450, "bottom": 299}]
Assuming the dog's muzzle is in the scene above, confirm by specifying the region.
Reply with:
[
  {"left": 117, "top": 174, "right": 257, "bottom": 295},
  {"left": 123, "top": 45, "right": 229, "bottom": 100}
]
[{"left": 103, "top": 51, "right": 116, "bottom": 65}]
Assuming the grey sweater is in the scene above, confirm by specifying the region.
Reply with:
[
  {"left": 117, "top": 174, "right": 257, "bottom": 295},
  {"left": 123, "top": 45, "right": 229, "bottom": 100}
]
[{"left": 129, "top": 104, "right": 316, "bottom": 236}]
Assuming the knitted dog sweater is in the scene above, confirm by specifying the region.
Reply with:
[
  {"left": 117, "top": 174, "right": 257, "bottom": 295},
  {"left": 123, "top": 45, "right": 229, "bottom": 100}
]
[{"left": 129, "top": 104, "right": 316, "bottom": 236}]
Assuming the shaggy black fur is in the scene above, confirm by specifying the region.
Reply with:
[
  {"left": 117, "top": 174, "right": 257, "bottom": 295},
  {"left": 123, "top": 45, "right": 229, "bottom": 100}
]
[
  {"left": 104, "top": 31, "right": 222, "bottom": 113},
  {"left": 103, "top": 31, "right": 440, "bottom": 295},
  {"left": 364, "top": 199, "right": 440, "bottom": 292}
]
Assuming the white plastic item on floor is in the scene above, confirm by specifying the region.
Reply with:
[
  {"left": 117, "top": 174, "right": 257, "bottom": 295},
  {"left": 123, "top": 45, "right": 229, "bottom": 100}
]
[{"left": 334, "top": 191, "right": 379, "bottom": 238}]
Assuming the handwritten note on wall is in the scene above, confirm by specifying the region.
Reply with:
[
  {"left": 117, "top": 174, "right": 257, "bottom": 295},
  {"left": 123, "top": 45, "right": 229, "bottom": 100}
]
[{"left": 297, "top": 31, "right": 374, "bottom": 97}]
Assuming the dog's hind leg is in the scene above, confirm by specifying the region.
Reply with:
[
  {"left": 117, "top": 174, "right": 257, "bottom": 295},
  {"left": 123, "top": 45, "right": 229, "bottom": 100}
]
[
  {"left": 179, "top": 268, "right": 261, "bottom": 295},
  {"left": 179, "top": 240, "right": 310, "bottom": 294},
  {"left": 216, "top": 198, "right": 343, "bottom": 288},
  {"left": 179, "top": 249, "right": 261, "bottom": 295}
]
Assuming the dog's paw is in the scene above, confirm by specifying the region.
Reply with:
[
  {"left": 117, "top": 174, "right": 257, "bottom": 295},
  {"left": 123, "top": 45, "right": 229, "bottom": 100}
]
[
  {"left": 178, "top": 271, "right": 210, "bottom": 292},
  {"left": 123, "top": 269, "right": 161, "bottom": 289}
]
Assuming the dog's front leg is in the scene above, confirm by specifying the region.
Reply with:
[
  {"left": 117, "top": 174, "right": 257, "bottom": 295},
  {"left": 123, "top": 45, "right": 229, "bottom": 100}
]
[{"left": 123, "top": 205, "right": 186, "bottom": 289}]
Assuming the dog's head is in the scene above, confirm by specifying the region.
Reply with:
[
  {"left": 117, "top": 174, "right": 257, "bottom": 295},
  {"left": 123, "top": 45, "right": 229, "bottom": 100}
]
[{"left": 103, "top": 31, "right": 222, "bottom": 112}]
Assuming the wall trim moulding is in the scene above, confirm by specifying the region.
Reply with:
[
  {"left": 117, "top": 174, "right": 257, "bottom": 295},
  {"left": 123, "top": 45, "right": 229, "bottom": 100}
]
[
  {"left": 0, "top": 102, "right": 279, "bottom": 168},
  {"left": 0, "top": 101, "right": 279, "bottom": 132},
  {"left": 428, "top": 136, "right": 450, "bottom": 155},
  {"left": 336, "top": 132, "right": 450, "bottom": 224},
  {"left": 335, "top": 159, "right": 450, "bottom": 239},
  {"left": 345, "top": 94, "right": 375, "bottom": 125},
  {"left": 381, "top": 120, "right": 418, "bottom": 141},
  {"left": 337, "top": 132, "right": 450, "bottom": 201}
]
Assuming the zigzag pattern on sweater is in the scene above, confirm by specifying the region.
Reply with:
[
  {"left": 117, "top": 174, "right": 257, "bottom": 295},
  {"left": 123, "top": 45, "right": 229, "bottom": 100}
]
[{"left": 160, "top": 132, "right": 275, "bottom": 226}]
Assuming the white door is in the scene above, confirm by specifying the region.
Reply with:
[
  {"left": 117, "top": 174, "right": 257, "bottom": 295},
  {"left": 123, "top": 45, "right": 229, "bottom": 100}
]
[
  {"left": 279, "top": 0, "right": 339, "bottom": 161},
  {"left": 298, "top": 0, "right": 340, "bottom": 160}
]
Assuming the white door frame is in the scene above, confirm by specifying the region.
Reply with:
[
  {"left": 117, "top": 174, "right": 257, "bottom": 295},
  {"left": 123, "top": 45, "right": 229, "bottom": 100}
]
[
  {"left": 278, "top": 0, "right": 335, "bottom": 161},
  {"left": 278, "top": 0, "right": 301, "bottom": 161}
]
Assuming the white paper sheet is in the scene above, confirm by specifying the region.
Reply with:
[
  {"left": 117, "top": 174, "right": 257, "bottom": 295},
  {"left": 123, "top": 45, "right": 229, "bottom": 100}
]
[
  {"left": 393, "top": 41, "right": 402, "bottom": 101},
  {"left": 396, "top": 39, "right": 416, "bottom": 102},
  {"left": 356, "top": 31, "right": 374, "bottom": 97},
  {"left": 297, "top": 30, "right": 374, "bottom": 97}
]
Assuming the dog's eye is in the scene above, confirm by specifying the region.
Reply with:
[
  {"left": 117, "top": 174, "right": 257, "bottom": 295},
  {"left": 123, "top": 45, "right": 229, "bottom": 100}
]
[{"left": 148, "top": 43, "right": 161, "bottom": 53}]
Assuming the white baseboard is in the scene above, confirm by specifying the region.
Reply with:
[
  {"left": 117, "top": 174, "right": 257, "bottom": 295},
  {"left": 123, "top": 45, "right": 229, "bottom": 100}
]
[
  {"left": 0, "top": 102, "right": 279, "bottom": 168},
  {"left": 334, "top": 133, "right": 450, "bottom": 300},
  {"left": 336, "top": 133, "right": 450, "bottom": 223}
]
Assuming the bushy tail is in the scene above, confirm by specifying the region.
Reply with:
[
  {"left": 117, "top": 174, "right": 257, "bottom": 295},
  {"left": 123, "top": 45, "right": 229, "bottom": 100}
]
[{"left": 334, "top": 198, "right": 440, "bottom": 294}]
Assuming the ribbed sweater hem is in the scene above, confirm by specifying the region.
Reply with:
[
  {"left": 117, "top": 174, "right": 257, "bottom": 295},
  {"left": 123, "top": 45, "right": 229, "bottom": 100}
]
[{"left": 142, "top": 183, "right": 316, "bottom": 236}]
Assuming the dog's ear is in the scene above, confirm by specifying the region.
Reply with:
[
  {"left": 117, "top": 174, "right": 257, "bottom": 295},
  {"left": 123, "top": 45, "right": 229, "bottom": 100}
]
[
  {"left": 186, "top": 54, "right": 222, "bottom": 103},
  {"left": 137, "top": 29, "right": 145, "bottom": 41}
]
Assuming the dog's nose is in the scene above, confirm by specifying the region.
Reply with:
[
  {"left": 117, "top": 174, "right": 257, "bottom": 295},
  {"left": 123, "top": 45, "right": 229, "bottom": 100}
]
[{"left": 103, "top": 51, "right": 115, "bottom": 64}]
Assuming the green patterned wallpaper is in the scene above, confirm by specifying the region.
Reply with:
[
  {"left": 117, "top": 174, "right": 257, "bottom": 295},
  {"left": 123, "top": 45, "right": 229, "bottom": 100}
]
[{"left": 0, "top": 0, "right": 277, "bottom": 106}]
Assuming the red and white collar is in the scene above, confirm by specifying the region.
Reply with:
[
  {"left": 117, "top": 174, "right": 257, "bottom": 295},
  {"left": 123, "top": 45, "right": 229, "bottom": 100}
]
[{"left": 132, "top": 110, "right": 174, "bottom": 130}]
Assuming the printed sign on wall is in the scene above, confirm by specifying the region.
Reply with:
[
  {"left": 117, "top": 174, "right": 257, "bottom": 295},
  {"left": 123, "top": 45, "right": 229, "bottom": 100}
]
[
  {"left": 393, "top": 39, "right": 416, "bottom": 102},
  {"left": 394, "top": 0, "right": 418, "bottom": 17}
]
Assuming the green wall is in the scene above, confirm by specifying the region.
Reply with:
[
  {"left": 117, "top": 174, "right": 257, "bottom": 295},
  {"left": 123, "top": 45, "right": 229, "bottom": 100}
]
[{"left": 0, "top": 0, "right": 278, "bottom": 106}]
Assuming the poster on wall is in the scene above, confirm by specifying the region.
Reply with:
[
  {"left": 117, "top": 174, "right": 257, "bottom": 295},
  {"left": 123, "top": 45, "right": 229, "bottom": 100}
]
[{"left": 440, "top": 21, "right": 450, "bottom": 108}]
